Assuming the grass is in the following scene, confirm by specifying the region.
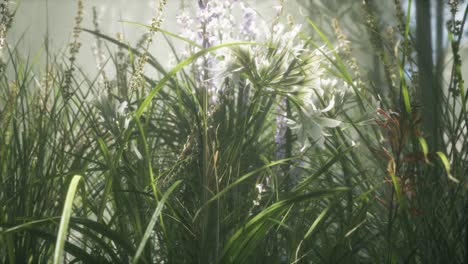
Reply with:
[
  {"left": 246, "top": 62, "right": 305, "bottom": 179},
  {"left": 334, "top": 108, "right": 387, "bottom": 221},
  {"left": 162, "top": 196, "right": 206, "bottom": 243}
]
[{"left": 0, "top": 0, "right": 467, "bottom": 263}]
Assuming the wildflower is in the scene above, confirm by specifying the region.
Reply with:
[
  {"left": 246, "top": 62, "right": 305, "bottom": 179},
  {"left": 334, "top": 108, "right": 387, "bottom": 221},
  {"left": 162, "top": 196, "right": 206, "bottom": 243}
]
[
  {"left": 62, "top": 0, "right": 84, "bottom": 100},
  {"left": 256, "top": 183, "right": 265, "bottom": 194},
  {"left": 131, "top": 141, "right": 143, "bottom": 160},
  {"left": 0, "top": 0, "right": 13, "bottom": 72},
  {"left": 287, "top": 75, "right": 346, "bottom": 150},
  {"left": 175, "top": 1, "right": 346, "bottom": 152},
  {"left": 273, "top": 5, "right": 283, "bottom": 13},
  {"left": 92, "top": 7, "right": 109, "bottom": 95},
  {"left": 95, "top": 96, "right": 131, "bottom": 138},
  {"left": 177, "top": 0, "right": 259, "bottom": 105},
  {"left": 239, "top": 3, "right": 257, "bottom": 41},
  {"left": 253, "top": 182, "right": 267, "bottom": 207},
  {"left": 129, "top": 0, "right": 168, "bottom": 95},
  {"left": 287, "top": 96, "right": 341, "bottom": 151},
  {"left": 176, "top": 11, "right": 196, "bottom": 43},
  {"left": 116, "top": 100, "right": 128, "bottom": 115}
]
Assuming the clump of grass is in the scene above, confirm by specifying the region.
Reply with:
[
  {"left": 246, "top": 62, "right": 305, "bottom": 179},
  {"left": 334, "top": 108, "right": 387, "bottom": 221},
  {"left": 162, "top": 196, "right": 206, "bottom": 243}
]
[{"left": 1, "top": 0, "right": 467, "bottom": 263}]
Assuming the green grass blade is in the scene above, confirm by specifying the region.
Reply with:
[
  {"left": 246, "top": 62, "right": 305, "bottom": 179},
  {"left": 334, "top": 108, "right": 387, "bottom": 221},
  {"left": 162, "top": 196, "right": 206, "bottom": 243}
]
[
  {"left": 220, "top": 188, "right": 348, "bottom": 262},
  {"left": 390, "top": 172, "right": 403, "bottom": 205},
  {"left": 304, "top": 205, "right": 330, "bottom": 239},
  {"left": 53, "top": 175, "right": 83, "bottom": 264},
  {"left": 436, "top": 151, "right": 459, "bottom": 183},
  {"left": 399, "top": 0, "right": 413, "bottom": 115},
  {"left": 417, "top": 136, "right": 430, "bottom": 163},
  {"left": 81, "top": 28, "right": 169, "bottom": 76},
  {"left": 120, "top": 21, "right": 203, "bottom": 49},
  {"left": 194, "top": 158, "right": 292, "bottom": 221},
  {"left": 132, "top": 180, "right": 182, "bottom": 264},
  {"left": 135, "top": 41, "right": 256, "bottom": 118},
  {"left": 1, "top": 217, "right": 60, "bottom": 234},
  {"left": 398, "top": 60, "right": 412, "bottom": 115}
]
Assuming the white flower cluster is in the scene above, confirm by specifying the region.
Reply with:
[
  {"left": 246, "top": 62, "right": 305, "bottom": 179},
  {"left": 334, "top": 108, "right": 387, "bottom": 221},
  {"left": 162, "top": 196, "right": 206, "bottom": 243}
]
[
  {"left": 239, "top": 3, "right": 257, "bottom": 41},
  {"left": 95, "top": 96, "right": 131, "bottom": 138},
  {"left": 232, "top": 26, "right": 347, "bottom": 150},
  {"left": 176, "top": 1, "right": 350, "bottom": 150},
  {"left": 176, "top": 0, "right": 260, "bottom": 104},
  {"left": 253, "top": 183, "right": 265, "bottom": 206},
  {"left": 197, "top": 0, "right": 236, "bottom": 47},
  {"left": 288, "top": 78, "right": 352, "bottom": 150},
  {"left": 269, "top": 19, "right": 351, "bottom": 150}
]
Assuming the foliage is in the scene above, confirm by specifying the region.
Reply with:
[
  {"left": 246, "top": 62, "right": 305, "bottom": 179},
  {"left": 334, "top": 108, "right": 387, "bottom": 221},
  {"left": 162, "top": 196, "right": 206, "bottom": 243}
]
[{"left": 0, "top": 0, "right": 467, "bottom": 263}]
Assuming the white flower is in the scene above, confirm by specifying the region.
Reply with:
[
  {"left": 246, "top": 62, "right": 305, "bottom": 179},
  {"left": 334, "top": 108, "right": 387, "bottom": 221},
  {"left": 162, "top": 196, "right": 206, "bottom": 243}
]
[
  {"left": 131, "top": 141, "right": 143, "bottom": 160},
  {"left": 287, "top": 90, "right": 342, "bottom": 151},
  {"left": 95, "top": 97, "right": 131, "bottom": 137},
  {"left": 273, "top": 5, "right": 283, "bottom": 13},
  {"left": 256, "top": 183, "right": 265, "bottom": 193},
  {"left": 239, "top": 3, "right": 257, "bottom": 40},
  {"left": 116, "top": 100, "right": 128, "bottom": 115}
]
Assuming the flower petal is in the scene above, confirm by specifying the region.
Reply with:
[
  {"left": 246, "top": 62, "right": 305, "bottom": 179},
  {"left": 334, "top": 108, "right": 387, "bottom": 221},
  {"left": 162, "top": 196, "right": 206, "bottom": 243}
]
[{"left": 314, "top": 117, "right": 341, "bottom": 128}]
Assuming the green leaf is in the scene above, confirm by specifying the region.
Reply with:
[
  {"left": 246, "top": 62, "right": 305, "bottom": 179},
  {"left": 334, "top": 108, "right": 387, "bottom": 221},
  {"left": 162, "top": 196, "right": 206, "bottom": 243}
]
[
  {"left": 120, "top": 21, "right": 203, "bottom": 49},
  {"left": 390, "top": 172, "right": 403, "bottom": 205},
  {"left": 135, "top": 41, "right": 257, "bottom": 118},
  {"left": 436, "top": 151, "right": 459, "bottom": 183},
  {"left": 398, "top": 64, "right": 412, "bottom": 115},
  {"left": 417, "top": 136, "right": 430, "bottom": 163},
  {"left": 399, "top": 0, "right": 413, "bottom": 115},
  {"left": 132, "top": 180, "right": 182, "bottom": 264},
  {"left": 53, "top": 175, "right": 83, "bottom": 264},
  {"left": 1, "top": 218, "right": 60, "bottom": 234},
  {"left": 194, "top": 158, "right": 293, "bottom": 220},
  {"left": 220, "top": 188, "right": 348, "bottom": 263},
  {"left": 304, "top": 206, "right": 330, "bottom": 239}
]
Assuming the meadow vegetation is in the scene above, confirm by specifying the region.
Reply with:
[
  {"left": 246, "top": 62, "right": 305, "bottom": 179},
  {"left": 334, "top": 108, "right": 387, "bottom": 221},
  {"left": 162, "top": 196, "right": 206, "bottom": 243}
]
[{"left": 0, "top": 0, "right": 467, "bottom": 263}]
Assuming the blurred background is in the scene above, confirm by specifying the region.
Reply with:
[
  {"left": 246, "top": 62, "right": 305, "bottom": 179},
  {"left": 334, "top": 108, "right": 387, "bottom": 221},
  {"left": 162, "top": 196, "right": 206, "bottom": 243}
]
[
  {"left": 8, "top": 1, "right": 388, "bottom": 72},
  {"left": 9, "top": 0, "right": 468, "bottom": 97},
  {"left": 11, "top": 0, "right": 299, "bottom": 73}
]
